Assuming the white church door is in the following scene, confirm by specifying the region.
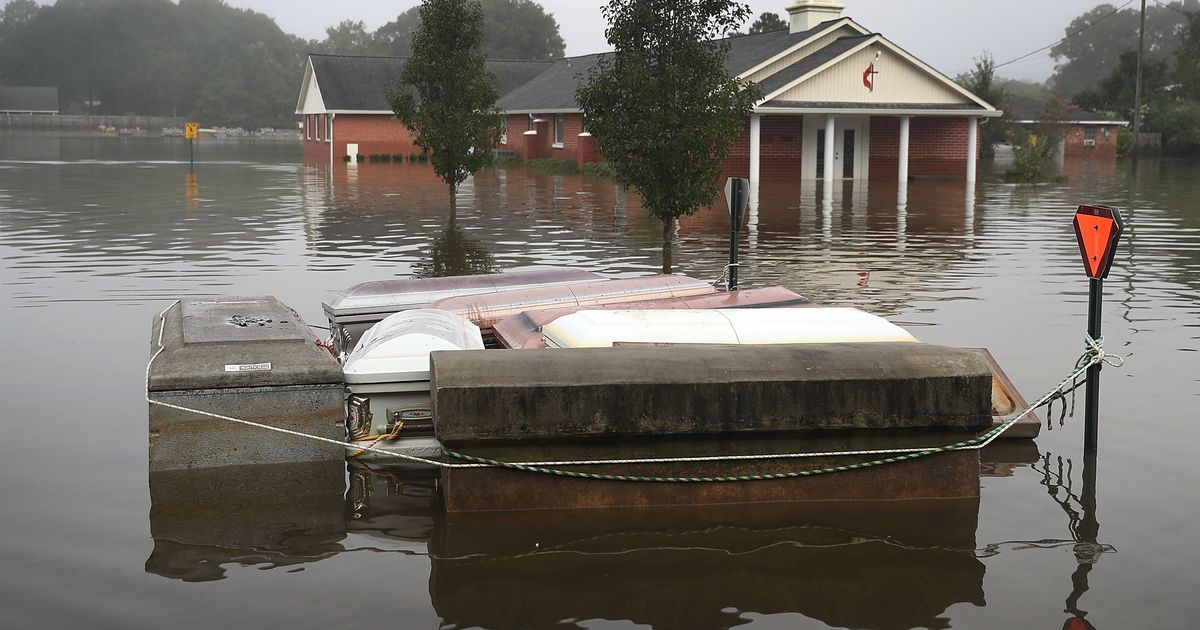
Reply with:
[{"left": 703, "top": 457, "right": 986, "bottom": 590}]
[{"left": 803, "top": 117, "right": 869, "bottom": 180}]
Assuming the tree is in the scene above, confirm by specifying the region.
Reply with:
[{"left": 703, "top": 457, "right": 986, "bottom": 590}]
[
  {"left": 388, "top": 0, "right": 504, "bottom": 220},
  {"left": 378, "top": 0, "right": 565, "bottom": 59},
  {"left": 748, "top": 11, "right": 786, "bottom": 34},
  {"left": 1175, "top": 11, "right": 1200, "bottom": 100},
  {"left": 577, "top": 0, "right": 760, "bottom": 274},
  {"left": 320, "top": 20, "right": 382, "bottom": 55},
  {"left": 956, "top": 51, "right": 1007, "bottom": 157},
  {"left": 1074, "top": 50, "right": 1169, "bottom": 121},
  {"left": 1049, "top": 1, "right": 1197, "bottom": 100}
]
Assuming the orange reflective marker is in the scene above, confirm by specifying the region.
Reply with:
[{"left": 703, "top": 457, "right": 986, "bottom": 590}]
[{"left": 1072, "top": 205, "right": 1123, "bottom": 279}]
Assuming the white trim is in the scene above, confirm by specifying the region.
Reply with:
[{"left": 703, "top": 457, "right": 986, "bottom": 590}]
[
  {"left": 294, "top": 57, "right": 328, "bottom": 115},
  {"left": 329, "top": 112, "right": 335, "bottom": 165},
  {"left": 736, "top": 17, "right": 866, "bottom": 80},
  {"left": 578, "top": 131, "right": 592, "bottom": 137},
  {"left": 758, "top": 34, "right": 997, "bottom": 112},
  {"left": 755, "top": 106, "right": 1001, "bottom": 117},
  {"left": 748, "top": 114, "right": 761, "bottom": 185},
  {"left": 502, "top": 108, "right": 580, "bottom": 115},
  {"left": 325, "top": 109, "right": 395, "bottom": 115},
  {"left": 1010, "top": 119, "right": 1129, "bottom": 126},
  {"left": 552, "top": 143, "right": 565, "bottom": 149}
]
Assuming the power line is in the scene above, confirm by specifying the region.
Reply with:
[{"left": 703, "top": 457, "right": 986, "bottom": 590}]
[
  {"left": 957, "top": 0, "right": 1135, "bottom": 79},
  {"left": 1148, "top": 0, "right": 1197, "bottom": 18}
]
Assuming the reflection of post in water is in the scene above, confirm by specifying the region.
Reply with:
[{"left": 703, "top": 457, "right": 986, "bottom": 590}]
[
  {"left": 413, "top": 219, "right": 497, "bottom": 279},
  {"left": 185, "top": 171, "right": 199, "bottom": 210},
  {"left": 1064, "top": 453, "right": 1102, "bottom": 629},
  {"left": 1027, "top": 451, "right": 1108, "bottom": 629}
]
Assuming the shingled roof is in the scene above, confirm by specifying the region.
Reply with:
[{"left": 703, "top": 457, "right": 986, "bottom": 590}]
[
  {"left": 1005, "top": 95, "right": 1126, "bottom": 124},
  {"left": 0, "top": 86, "right": 58, "bottom": 113},
  {"left": 307, "top": 54, "right": 554, "bottom": 112},
  {"left": 496, "top": 20, "right": 847, "bottom": 112}
]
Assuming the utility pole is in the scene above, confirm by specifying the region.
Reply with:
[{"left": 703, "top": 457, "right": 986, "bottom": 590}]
[{"left": 1132, "top": 0, "right": 1147, "bottom": 160}]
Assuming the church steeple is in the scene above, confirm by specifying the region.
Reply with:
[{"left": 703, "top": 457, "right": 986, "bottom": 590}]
[{"left": 786, "top": 0, "right": 846, "bottom": 33}]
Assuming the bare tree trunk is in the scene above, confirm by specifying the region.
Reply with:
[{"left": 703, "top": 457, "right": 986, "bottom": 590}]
[
  {"left": 449, "top": 183, "right": 457, "bottom": 222},
  {"left": 661, "top": 217, "right": 674, "bottom": 275}
]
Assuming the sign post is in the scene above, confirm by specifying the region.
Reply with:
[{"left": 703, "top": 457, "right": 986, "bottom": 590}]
[
  {"left": 1072, "top": 205, "right": 1123, "bottom": 453},
  {"left": 184, "top": 122, "right": 198, "bottom": 168},
  {"left": 723, "top": 178, "right": 750, "bottom": 291}
]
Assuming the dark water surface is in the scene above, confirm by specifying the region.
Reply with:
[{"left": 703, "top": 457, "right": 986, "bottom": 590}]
[{"left": 1, "top": 133, "right": 1197, "bottom": 629}]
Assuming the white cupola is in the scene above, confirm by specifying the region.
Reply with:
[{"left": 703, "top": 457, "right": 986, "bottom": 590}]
[{"left": 786, "top": 0, "right": 846, "bottom": 33}]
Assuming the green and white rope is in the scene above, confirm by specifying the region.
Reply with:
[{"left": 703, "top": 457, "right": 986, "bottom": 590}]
[
  {"left": 148, "top": 301, "right": 1121, "bottom": 481},
  {"left": 441, "top": 336, "right": 1118, "bottom": 482}
]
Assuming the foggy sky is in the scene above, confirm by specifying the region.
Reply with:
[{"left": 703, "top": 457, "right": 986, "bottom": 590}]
[{"left": 199, "top": 1, "right": 1120, "bottom": 81}]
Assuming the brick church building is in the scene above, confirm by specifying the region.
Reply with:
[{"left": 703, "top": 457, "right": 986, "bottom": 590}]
[{"left": 295, "top": 0, "right": 1000, "bottom": 184}]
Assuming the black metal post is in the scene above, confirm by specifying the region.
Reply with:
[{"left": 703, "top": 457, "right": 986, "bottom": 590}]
[
  {"left": 189, "top": 139, "right": 194, "bottom": 168},
  {"left": 728, "top": 182, "right": 741, "bottom": 291},
  {"left": 1084, "top": 278, "right": 1103, "bottom": 453}
]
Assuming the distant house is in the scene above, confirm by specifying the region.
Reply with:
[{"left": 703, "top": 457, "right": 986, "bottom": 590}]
[
  {"left": 1006, "top": 95, "right": 1127, "bottom": 158},
  {"left": 295, "top": 54, "right": 551, "bottom": 164},
  {"left": 0, "top": 86, "right": 59, "bottom": 115},
  {"left": 295, "top": 1, "right": 1000, "bottom": 181}
]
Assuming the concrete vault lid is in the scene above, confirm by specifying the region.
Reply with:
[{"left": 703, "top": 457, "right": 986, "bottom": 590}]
[{"left": 149, "top": 297, "right": 343, "bottom": 392}]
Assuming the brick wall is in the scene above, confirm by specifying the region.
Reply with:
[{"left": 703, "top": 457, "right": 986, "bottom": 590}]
[
  {"left": 869, "top": 116, "right": 979, "bottom": 179},
  {"left": 719, "top": 115, "right": 805, "bottom": 180},
  {"left": 909, "top": 117, "right": 978, "bottom": 178},
  {"left": 1063, "top": 124, "right": 1119, "bottom": 158},
  {"left": 330, "top": 114, "right": 419, "bottom": 160}
]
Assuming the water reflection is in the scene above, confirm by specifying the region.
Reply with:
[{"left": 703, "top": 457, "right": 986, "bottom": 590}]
[
  {"left": 145, "top": 462, "right": 347, "bottom": 582},
  {"left": 413, "top": 221, "right": 497, "bottom": 278},
  {"left": 430, "top": 499, "right": 985, "bottom": 630}
]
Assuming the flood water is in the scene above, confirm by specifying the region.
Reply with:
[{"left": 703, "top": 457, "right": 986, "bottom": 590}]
[{"left": 1, "top": 132, "right": 1197, "bottom": 629}]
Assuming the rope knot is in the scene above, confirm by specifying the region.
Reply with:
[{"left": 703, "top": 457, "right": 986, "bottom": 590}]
[{"left": 1084, "top": 334, "right": 1125, "bottom": 368}]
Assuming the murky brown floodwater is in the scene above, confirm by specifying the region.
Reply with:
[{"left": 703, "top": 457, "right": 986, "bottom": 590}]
[{"left": 1, "top": 132, "right": 1197, "bottom": 629}]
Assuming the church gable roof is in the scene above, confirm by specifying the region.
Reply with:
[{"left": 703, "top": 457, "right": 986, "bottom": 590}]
[
  {"left": 756, "top": 34, "right": 997, "bottom": 112},
  {"left": 300, "top": 54, "right": 554, "bottom": 113}
]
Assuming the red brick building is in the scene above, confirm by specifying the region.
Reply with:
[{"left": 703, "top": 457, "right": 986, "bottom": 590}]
[
  {"left": 296, "top": 1, "right": 999, "bottom": 183},
  {"left": 1006, "top": 95, "right": 1127, "bottom": 159}
]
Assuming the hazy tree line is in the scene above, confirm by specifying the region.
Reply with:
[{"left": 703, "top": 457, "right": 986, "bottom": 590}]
[
  {"left": 0, "top": 0, "right": 564, "bottom": 128},
  {"left": 961, "top": 0, "right": 1200, "bottom": 154}
]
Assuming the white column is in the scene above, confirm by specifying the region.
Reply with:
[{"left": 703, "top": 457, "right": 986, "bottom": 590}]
[
  {"left": 748, "top": 114, "right": 761, "bottom": 187},
  {"left": 823, "top": 115, "right": 836, "bottom": 182},
  {"left": 965, "top": 116, "right": 978, "bottom": 182},
  {"left": 897, "top": 115, "right": 910, "bottom": 184}
]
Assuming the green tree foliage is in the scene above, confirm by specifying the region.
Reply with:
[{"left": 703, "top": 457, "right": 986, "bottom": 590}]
[
  {"left": 577, "top": 0, "right": 760, "bottom": 274},
  {"left": 956, "top": 51, "right": 1007, "bottom": 158},
  {"left": 388, "top": 0, "right": 504, "bottom": 219},
  {"left": 1176, "top": 11, "right": 1200, "bottom": 100},
  {"left": 1049, "top": 1, "right": 1198, "bottom": 100},
  {"left": 1004, "top": 96, "right": 1071, "bottom": 183},
  {"left": 0, "top": 0, "right": 303, "bottom": 127},
  {"left": 747, "top": 11, "right": 786, "bottom": 34},
  {"left": 319, "top": 20, "right": 385, "bottom": 56},
  {"left": 376, "top": 0, "right": 564, "bottom": 59},
  {"left": 1074, "top": 50, "right": 1169, "bottom": 121}
]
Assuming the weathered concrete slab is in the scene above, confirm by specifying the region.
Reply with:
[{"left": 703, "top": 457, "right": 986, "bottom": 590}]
[
  {"left": 148, "top": 297, "right": 346, "bottom": 471},
  {"left": 149, "top": 384, "right": 346, "bottom": 470},
  {"left": 150, "top": 297, "right": 342, "bottom": 392},
  {"left": 439, "top": 431, "right": 981, "bottom": 512},
  {"left": 432, "top": 343, "right": 993, "bottom": 443}
]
